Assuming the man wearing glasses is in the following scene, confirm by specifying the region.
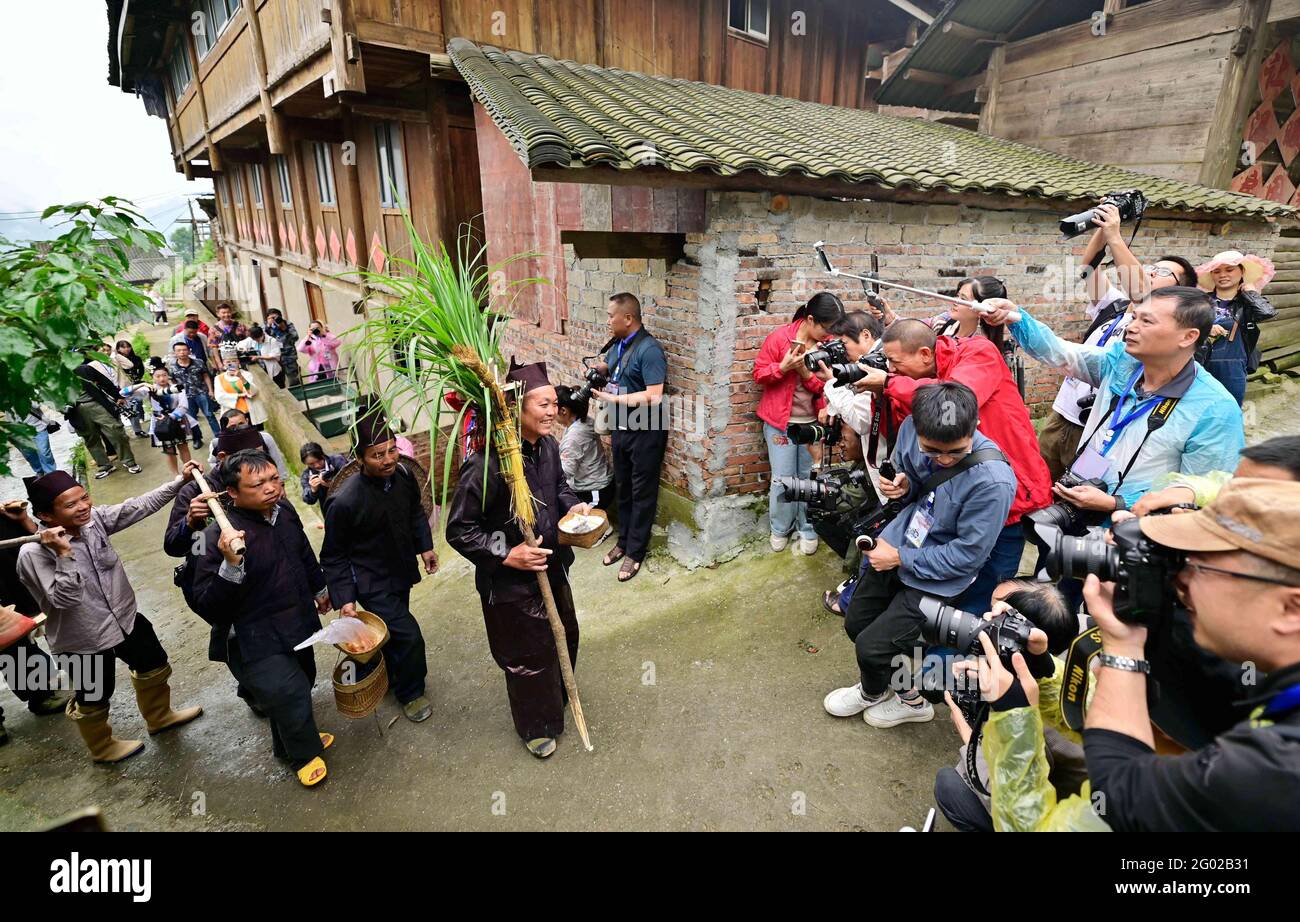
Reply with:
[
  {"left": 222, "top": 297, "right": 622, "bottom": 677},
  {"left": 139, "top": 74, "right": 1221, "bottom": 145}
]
[
  {"left": 1039, "top": 201, "right": 1198, "bottom": 481},
  {"left": 823, "top": 382, "right": 1015, "bottom": 730},
  {"left": 1077, "top": 478, "right": 1300, "bottom": 831}
]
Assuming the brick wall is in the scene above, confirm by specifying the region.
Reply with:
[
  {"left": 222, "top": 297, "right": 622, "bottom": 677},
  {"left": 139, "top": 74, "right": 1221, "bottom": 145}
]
[{"left": 501, "top": 188, "right": 1279, "bottom": 503}]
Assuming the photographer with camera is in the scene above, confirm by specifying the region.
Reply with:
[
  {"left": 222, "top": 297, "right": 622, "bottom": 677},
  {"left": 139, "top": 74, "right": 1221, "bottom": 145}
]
[
  {"left": 823, "top": 381, "right": 1016, "bottom": 728},
  {"left": 812, "top": 310, "right": 883, "bottom": 461},
  {"left": 754, "top": 292, "right": 845, "bottom": 556},
  {"left": 300, "top": 442, "right": 349, "bottom": 507},
  {"left": 1078, "top": 479, "right": 1300, "bottom": 831},
  {"left": 981, "top": 290, "right": 1243, "bottom": 581},
  {"left": 589, "top": 293, "right": 668, "bottom": 583},
  {"left": 1040, "top": 203, "right": 1198, "bottom": 481},
  {"left": 555, "top": 384, "right": 614, "bottom": 509},
  {"left": 853, "top": 320, "right": 1051, "bottom": 613},
  {"left": 932, "top": 579, "right": 1082, "bottom": 832}
]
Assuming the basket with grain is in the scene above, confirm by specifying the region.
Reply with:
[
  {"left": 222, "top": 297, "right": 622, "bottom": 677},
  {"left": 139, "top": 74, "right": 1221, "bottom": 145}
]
[{"left": 558, "top": 508, "right": 609, "bottom": 549}]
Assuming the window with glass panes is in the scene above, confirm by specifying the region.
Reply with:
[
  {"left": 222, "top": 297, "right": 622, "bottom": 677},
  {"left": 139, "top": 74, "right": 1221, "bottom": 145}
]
[
  {"left": 313, "top": 143, "right": 337, "bottom": 206},
  {"left": 727, "top": 0, "right": 769, "bottom": 41},
  {"left": 375, "top": 121, "right": 408, "bottom": 208},
  {"left": 274, "top": 155, "right": 292, "bottom": 206}
]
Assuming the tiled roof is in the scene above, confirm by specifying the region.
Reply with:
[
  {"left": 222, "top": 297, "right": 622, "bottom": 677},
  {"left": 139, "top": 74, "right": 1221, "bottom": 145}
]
[{"left": 448, "top": 39, "right": 1293, "bottom": 220}]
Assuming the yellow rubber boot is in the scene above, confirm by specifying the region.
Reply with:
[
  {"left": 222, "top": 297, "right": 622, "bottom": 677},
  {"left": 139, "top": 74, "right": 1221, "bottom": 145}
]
[
  {"left": 67, "top": 700, "right": 144, "bottom": 764},
  {"left": 131, "top": 664, "right": 203, "bottom": 735}
]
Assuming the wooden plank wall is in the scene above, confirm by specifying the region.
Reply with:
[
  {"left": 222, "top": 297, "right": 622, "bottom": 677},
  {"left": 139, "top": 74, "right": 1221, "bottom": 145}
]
[
  {"left": 438, "top": 0, "right": 871, "bottom": 107},
  {"left": 988, "top": 0, "right": 1240, "bottom": 183}
]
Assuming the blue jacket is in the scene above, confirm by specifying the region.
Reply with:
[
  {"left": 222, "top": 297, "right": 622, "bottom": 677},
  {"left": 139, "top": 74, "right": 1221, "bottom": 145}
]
[
  {"left": 879, "top": 422, "right": 1017, "bottom": 598},
  {"left": 1011, "top": 309, "right": 1244, "bottom": 510}
]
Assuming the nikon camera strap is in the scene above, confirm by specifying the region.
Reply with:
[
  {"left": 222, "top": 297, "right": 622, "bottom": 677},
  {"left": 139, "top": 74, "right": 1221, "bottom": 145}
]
[
  {"left": 1060, "top": 625, "right": 1104, "bottom": 732},
  {"left": 1071, "top": 386, "right": 1181, "bottom": 496}
]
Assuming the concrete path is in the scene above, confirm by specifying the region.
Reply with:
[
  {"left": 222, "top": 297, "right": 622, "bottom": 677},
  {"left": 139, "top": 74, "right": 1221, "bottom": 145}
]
[{"left": 0, "top": 320, "right": 953, "bottom": 831}]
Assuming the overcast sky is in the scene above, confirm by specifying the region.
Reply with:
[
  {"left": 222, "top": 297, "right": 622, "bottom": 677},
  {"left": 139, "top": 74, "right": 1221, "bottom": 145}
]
[{"left": 0, "top": 3, "right": 210, "bottom": 243}]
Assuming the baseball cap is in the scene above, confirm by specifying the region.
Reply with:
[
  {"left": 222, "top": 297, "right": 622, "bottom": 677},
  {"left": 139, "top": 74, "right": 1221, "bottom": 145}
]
[{"left": 1139, "top": 478, "right": 1300, "bottom": 569}]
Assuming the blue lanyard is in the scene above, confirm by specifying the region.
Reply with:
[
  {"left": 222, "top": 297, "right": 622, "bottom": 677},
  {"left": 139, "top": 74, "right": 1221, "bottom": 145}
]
[
  {"left": 1262, "top": 683, "right": 1300, "bottom": 720},
  {"left": 610, "top": 331, "right": 640, "bottom": 382},
  {"left": 1101, "top": 366, "right": 1158, "bottom": 457},
  {"left": 1096, "top": 312, "right": 1126, "bottom": 347}
]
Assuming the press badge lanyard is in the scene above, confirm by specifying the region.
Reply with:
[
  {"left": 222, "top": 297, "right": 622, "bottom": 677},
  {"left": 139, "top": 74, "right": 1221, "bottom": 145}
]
[
  {"left": 608, "top": 330, "right": 642, "bottom": 385},
  {"left": 1099, "top": 366, "right": 1158, "bottom": 457},
  {"left": 1096, "top": 312, "right": 1126, "bottom": 348}
]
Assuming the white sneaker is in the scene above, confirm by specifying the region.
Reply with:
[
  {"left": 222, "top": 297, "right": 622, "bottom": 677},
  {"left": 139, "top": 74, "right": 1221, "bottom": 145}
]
[
  {"left": 863, "top": 692, "right": 934, "bottom": 728},
  {"left": 823, "top": 682, "right": 871, "bottom": 717},
  {"left": 795, "top": 535, "right": 819, "bottom": 555},
  {"left": 770, "top": 532, "right": 790, "bottom": 552}
]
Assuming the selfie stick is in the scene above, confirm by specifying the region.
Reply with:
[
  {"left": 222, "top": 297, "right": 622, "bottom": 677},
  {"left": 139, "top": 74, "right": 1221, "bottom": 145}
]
[{"left": 813, "top": 242, "right": 1021, "bottom": 322}]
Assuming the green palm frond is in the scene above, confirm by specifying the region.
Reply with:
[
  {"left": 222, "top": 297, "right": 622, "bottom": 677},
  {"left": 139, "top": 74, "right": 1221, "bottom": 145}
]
[{"left": 346, "top": 210, "right": 550, "bottom": 518}]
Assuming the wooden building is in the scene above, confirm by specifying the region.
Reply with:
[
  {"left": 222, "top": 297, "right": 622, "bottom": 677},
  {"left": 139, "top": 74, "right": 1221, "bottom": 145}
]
[{"left": 107, "top": 1, "right": 1295, "bottom": 561}]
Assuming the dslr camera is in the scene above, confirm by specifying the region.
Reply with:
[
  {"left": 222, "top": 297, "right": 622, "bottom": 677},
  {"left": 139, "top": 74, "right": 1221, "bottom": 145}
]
[
  {"left": 573, "top": 366, "right": 609, "bottom": 403},
  {"left": 1026, "top": 470, "right": 1112, "bottom": 537},
  {"left": 1032, "top": 517, "right": 1184, "bottom": 627},
  {"left": 785, "top": 420, "right": 841, "bottom": 447},
  {"left": 804, "top": 340, "right": 887, "bottom": 387},
  {"left": 1059, "top": 189, "right": 1147, "bottom": 240},
  {"left": 778, "top": 461, "right": 901, "bottom": 558}
]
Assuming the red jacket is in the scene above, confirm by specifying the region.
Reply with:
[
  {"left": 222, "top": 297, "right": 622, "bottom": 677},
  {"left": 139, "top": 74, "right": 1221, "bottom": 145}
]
[
  {"left": 175, "top": 320, "right": 211, "bottom": 337},
  {"left": 754, "top": 321, "right": 827, "bottom": 432},
  {"left": 885, "top": 336, "right": 1051, "bottom": 526}
]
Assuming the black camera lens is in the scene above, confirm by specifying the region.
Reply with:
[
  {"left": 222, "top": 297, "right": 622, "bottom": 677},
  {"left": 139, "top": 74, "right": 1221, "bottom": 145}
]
[
  {"left": 919, "top": 597, "right": 987, "bottom": 654},
  {"left": 1053, "top": 534, "right": 1119, "bottom": 582},
  {"left": 777, "top": 475, "right": 839, "bottom": 506}
]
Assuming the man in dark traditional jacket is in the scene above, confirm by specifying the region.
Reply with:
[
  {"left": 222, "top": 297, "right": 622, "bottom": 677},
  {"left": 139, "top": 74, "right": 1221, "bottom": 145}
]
[
  {"left": 164, "top": 425, "right": 267, "bottom": 715},
  {"left": 446, "top": 361, "right": 592, "bottom": 759},
  {"left": 320, "top": 400, "right": 437, "bottom": 723},
  {"left": 191, "top": 448, "right": 334, "bottom": 787}
]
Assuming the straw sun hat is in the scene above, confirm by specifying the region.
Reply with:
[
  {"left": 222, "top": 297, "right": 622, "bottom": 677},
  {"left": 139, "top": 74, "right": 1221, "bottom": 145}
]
[{"left": 1195, "top": 250, "right": 1276, "bottom": 290}]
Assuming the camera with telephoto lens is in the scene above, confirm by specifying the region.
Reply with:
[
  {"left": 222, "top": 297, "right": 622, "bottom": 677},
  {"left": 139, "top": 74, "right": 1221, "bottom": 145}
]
[
  {"left": 573, "top": 366, "right": 609, "bottom": 403},
  {"left": 1033, "top": 516, "right": 1184, "bottom": 627},
  {"left": 921, "top": 597, "right": 1034, "bottom": 724},
  {"left": 1059, "top": 189, "right": 1147, "bottom": 240},
  {"left": 785, "top": 420, "right": 842, "bottom": 447},
  {"left": 776, "top": 464, "right": 865, "bottom": 509}
]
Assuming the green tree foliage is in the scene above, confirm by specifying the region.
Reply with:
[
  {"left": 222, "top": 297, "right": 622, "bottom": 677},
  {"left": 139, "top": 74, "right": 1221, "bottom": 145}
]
[{"left": 0, "top": 198, "right": 163, "bottom": 474}]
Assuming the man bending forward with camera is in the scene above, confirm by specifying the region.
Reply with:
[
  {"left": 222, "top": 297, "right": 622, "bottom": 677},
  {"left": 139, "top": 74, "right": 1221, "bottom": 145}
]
[{"left": 824, "top": 382, "right": 1015, "bottom": 728}]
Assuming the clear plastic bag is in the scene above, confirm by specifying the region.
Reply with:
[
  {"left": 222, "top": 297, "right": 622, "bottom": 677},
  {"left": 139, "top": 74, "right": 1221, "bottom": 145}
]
[{"left": 293, "top": 616, "right": 374, "bottom": 652}]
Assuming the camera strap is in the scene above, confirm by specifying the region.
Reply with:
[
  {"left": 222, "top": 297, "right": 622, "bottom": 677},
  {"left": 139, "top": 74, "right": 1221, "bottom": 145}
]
[
  {"left": 1070, "top": 379, "right": 1180, "bottom": 495},
  {"left": 917, "top": 447, "right": 1009, "bottom": 496},
  {"left": 866, "top": 397, "right": 894, "bottom": 468},
  {"left": 1060, "top": 625, "right": 1104, "bottom": 732}
]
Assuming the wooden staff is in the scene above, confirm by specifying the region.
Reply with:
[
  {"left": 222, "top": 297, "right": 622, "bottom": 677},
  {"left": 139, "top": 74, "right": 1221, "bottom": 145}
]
[
  {"left": 0, "top": 533, "right": 40, "bottom": 550},
  {"left": 192, "top": 469, "right": 245, "bottom": 560},
  {"left": 522, "top": 520, "right": 593, "bottom": 752},
  {"left": 453, "top": 345, "right": 593, "bottom": 752}
]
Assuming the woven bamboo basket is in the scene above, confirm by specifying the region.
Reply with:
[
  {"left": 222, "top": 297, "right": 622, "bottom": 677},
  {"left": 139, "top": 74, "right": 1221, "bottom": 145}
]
[
  {"left": 332, "top": 655, "right": 388, "bottom": 719},
  {"left": 558, "top": 508, "right": 609, "bottom": 549},
  {"left": 331, "top": 608, "right": 389, "bottom": 666}
]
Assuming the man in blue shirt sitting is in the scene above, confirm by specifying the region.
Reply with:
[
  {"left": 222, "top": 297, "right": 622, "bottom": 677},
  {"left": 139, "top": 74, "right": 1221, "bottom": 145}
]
[{"left": 824, "top": 381, "right": 1016, "bottom": 729}]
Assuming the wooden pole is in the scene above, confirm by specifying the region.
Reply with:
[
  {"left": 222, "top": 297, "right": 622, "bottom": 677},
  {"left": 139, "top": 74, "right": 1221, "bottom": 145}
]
[
  {"left": 0, "top": 533, "right": 40, "bottom": 550},
  {"left": 521, "top": 521, "right": 593, "bottom": 752},
  {"left": 192, "top": 469, "right": 245, "bottom": 560}
]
